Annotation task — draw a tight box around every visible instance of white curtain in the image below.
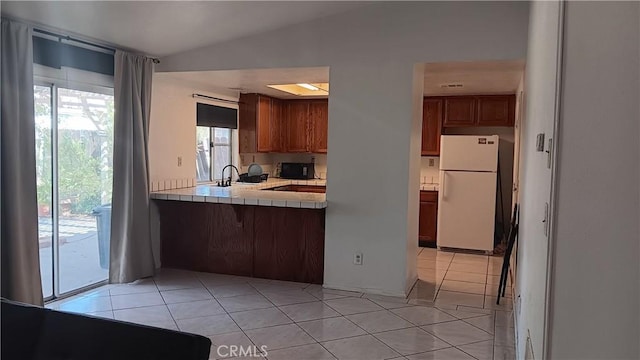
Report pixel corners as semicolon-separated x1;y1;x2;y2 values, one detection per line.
109;50;156;283
0;18;44;305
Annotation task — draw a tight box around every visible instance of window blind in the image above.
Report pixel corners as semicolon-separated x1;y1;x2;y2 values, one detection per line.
196;102;238;129
33;36;114;76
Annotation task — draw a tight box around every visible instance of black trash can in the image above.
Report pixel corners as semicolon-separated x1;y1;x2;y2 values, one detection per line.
92;204;111;269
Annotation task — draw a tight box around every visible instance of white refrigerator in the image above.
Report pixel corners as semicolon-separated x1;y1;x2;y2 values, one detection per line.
437;135;499;252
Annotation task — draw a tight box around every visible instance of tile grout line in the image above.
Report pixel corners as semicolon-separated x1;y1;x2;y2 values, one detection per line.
195;273;265;357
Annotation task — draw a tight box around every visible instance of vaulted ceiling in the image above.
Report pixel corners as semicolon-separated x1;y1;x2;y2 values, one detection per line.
1;1;369;56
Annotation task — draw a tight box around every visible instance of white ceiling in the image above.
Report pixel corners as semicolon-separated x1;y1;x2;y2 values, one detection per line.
161;60;524;99
1;1;368;56
424;60;525;96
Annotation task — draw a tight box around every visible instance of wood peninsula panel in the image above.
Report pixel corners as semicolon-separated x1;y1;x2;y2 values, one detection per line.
253;207;325;284
157;201;210;270
301;209;325;284
158;201;253;275
157;200;324;284
254;207;305;282
208;204;254;276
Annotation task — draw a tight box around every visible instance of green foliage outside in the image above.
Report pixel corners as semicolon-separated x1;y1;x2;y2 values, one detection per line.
35;86;114;215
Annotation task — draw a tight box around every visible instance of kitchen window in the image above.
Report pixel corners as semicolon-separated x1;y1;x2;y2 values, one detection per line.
196;126;233;182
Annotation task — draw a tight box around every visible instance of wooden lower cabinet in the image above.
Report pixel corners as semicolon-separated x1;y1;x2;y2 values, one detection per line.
419;191;438;248
157;200;325;284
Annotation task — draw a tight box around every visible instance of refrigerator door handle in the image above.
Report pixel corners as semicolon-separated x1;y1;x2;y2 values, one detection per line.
441;172;446;199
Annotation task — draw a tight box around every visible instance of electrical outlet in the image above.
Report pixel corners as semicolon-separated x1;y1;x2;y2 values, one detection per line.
353;253;363;265
428;158;435;167
177;156;182;167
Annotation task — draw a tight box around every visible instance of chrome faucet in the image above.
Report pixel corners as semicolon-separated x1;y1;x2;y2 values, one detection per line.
218;164;240;187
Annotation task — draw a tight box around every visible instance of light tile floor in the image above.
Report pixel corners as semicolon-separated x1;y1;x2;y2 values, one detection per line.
46;248;515;359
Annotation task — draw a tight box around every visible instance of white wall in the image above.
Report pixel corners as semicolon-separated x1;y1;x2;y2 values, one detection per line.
159;2;529;296
148;74;239;190
548;2;639;358
420;157;439;184
516;2;562;358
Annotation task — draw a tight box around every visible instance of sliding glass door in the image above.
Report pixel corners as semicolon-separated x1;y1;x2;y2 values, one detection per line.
35;83;114;299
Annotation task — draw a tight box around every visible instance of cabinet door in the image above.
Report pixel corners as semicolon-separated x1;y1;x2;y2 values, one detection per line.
418;191;438;247
256;96;272;152
208;204;255;276
476;95;515;126
309;100;328;153
238;93;258;153
270;98;284;152
443;97;476;127
422;99;442;156
286;101;309;152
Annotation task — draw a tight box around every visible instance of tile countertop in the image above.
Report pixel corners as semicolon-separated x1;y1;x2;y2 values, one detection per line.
420;183;440;191
150;178;327;209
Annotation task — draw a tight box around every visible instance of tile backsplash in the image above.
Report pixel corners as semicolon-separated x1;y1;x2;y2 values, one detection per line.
151;154;431;190
150;178;196;192
420;157;439;184
240;153;328;180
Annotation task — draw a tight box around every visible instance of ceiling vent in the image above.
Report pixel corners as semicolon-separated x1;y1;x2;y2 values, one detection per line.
440;83;464;88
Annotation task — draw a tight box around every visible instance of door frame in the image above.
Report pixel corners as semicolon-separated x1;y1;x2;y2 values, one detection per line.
35;78;113;302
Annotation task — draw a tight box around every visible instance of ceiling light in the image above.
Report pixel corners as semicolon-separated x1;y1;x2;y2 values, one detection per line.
296;83;320;91
267;83;329;97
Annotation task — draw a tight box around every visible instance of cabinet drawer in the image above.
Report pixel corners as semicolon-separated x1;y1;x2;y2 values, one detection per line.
420;191;438;202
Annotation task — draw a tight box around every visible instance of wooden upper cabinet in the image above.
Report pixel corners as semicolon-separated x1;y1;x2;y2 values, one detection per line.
240;94;328;154
239;93;258;153
439;95;516;128
476;95;515;126
422;99;442;156
239;93;284;153
256;96;272;152
285;101;310;152
309;100;328;154
269;99;284;152
443;97;476;127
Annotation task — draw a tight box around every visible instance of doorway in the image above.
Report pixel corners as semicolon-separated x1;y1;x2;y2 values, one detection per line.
35;83;114;300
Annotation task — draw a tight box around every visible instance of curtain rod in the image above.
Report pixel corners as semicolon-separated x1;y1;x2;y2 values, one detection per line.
33;28;160;64
192;93;238;104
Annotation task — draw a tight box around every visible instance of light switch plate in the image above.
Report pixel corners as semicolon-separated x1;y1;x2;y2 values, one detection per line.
353;253;363;265
536;133;545;152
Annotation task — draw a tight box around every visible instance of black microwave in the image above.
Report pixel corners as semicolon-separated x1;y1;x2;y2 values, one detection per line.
280;163;315;180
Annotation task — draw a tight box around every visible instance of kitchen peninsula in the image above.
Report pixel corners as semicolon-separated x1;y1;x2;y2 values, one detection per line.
152;179;326;284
